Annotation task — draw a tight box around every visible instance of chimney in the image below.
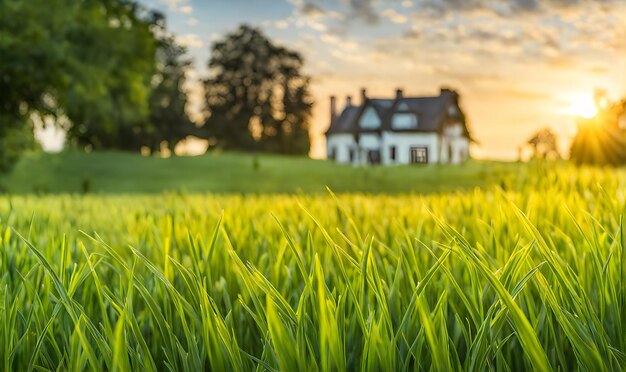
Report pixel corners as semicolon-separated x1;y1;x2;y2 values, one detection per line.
395;88;403;99
360;88;367;104
346;95;353;106
330;95;337;122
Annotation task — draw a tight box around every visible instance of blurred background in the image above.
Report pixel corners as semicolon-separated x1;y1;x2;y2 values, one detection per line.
1;0;625;193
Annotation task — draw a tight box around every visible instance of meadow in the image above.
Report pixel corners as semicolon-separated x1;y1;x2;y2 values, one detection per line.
1;151;514;194
1;160;626;371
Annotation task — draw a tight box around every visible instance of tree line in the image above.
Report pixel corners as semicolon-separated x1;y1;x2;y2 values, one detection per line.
0;0;312;172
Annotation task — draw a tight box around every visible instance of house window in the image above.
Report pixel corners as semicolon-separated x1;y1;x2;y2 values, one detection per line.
410;147;428;164
391;113;418;130
349;148;355;162
389;146;396;161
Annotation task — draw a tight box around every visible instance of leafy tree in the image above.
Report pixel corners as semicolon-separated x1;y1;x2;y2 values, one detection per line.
141;16;197;154
526;128;560;160
570;98;626;166
203;25;312;155
0;0;159;170
0;0;69;171
62;3;158;151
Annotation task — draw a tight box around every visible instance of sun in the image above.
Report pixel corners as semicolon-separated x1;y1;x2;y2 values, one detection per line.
566;94;598;119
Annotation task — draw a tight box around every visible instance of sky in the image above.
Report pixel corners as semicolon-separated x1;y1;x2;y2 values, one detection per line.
39;0;626;160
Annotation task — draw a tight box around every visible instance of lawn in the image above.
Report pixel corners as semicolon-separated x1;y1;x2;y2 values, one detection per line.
0;160;625;370
0;150;516;194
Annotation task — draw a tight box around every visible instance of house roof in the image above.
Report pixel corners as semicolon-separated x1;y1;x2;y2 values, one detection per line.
328;105;361;133
393;96;449;132
369;99;395;119
326;89;469;137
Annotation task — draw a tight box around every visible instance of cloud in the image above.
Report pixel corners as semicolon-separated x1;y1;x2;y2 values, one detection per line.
382;8;408;24
316;0;623;23
186;18;198;26
547;56;577;69
414;0;622;16
275;20;290;29
395;1;626;64
177;34;204;48
359;6;621;90
293;0;624;90
160;0;193;14
588;65;609;75
402;29;421;40
160;0;185;8
320;33;358;50
330;49;367;64
296;1;344;21
292;1;349;34
498;89;554;101
179;5;193;14
300;3;327;18
347;0;379;24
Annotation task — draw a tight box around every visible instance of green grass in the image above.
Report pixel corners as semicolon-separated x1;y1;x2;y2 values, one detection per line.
0;150;515;194
1;162;625;370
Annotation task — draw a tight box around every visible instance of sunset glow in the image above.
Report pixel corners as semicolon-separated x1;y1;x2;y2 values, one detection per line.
566;94;598;119
133;0;626;159
4;1;626;367
32;0;626;159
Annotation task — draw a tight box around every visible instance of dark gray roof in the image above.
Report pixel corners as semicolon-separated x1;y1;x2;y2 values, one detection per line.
326;90;469;136
392;96;449;132
327;105;361;133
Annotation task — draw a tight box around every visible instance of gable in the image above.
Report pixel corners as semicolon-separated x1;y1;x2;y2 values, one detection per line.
359;107;381;129
397;102;411;111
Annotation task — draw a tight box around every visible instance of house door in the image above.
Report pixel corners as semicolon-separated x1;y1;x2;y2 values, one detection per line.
367;150;381;164
409;147;428;164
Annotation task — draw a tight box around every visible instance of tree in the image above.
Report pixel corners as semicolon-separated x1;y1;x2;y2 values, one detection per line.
0;0;70;171
62;3;158;151
526;128;560;160
203;25;312;155
0;0;159;170
570;98;626;166
141;16;196;154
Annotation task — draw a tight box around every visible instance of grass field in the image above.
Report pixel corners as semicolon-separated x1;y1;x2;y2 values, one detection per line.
1;160;626;371
0;151;516;194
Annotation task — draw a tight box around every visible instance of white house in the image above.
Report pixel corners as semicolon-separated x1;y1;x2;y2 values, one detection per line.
326;88;472;165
